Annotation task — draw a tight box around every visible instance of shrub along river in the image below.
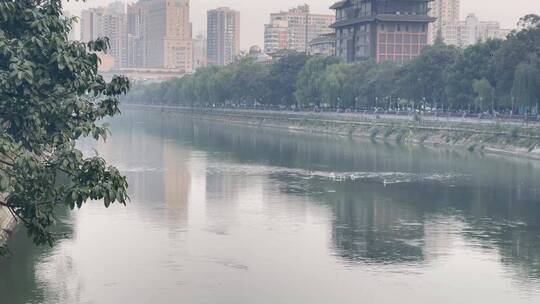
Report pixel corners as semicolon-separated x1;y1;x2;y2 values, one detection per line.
1;109;540;304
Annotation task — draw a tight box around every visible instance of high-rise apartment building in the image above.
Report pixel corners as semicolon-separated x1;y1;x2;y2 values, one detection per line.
443;14;511;48
331;0;434;64
102;12;128;69
80;7;104;43
127;3;144;68
264;19;289;53
128;0;193;72
429;0;460;43
80;2;127;69
207;7;240;66
264;5;335;54
192;34;207;70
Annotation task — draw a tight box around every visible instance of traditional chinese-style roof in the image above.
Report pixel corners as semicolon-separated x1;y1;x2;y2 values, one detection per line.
331;0;434;10
309;33;336;45
330;1;349;10
331;14;435;28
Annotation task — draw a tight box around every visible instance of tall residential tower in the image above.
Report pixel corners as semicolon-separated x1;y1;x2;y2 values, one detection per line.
80;2;127;69
192;34;208;70
429;0;460;43
80;7;104;43
128;0;193;72
207;7;240;66
442;14;511;48
264;5;335;54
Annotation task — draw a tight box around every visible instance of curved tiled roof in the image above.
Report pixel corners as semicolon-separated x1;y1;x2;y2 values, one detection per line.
331;0;434;10
330;1;349;10
310;33;336;45
331;14;435;28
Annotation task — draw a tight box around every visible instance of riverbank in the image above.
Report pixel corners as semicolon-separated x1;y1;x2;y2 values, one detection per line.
0;204;16;251
124;104;540;161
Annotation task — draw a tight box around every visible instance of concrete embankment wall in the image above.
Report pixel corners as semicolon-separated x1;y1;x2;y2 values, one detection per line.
125;104;540;161
0;205;16;248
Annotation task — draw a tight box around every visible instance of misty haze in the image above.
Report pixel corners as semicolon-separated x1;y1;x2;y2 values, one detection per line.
1;1;540;303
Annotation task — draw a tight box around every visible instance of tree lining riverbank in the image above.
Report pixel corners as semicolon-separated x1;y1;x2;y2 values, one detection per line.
123;15;540;116
125;104;540;161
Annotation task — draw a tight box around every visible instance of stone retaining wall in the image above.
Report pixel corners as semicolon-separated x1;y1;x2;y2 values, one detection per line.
124;104;540;161
0;205;16;247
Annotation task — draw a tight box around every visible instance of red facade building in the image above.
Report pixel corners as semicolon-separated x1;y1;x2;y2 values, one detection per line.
331;0;435;64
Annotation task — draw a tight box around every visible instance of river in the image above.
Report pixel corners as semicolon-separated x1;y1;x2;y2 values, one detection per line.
1;109;540;304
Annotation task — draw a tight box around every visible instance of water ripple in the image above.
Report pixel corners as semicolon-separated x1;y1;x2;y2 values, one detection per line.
206;162;470;186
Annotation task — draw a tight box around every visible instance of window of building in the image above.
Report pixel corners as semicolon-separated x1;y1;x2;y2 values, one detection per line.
387;33;395;44
404;45;410;55
387;44;394;55
404;34;411;43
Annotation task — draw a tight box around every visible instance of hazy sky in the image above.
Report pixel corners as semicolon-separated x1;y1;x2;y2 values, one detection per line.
64;0;540;49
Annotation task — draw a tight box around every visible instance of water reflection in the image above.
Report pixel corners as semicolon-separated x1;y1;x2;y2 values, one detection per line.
0;207;75;304
163;142;191;229
142;110;540;282
1;109;540;303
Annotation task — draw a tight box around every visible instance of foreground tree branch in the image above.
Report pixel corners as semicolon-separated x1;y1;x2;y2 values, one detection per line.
0;0;130;255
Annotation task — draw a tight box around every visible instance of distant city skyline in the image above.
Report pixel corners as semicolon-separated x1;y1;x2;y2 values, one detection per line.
64;0;540;49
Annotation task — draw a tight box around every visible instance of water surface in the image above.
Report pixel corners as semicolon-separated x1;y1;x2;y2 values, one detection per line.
1;109;540;304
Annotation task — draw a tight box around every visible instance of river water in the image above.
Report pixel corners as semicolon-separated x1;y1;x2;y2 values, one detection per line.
1;109;540;304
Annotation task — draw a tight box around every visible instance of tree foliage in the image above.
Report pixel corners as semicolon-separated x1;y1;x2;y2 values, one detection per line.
398;44;459;107
294;56;339;107
495;14;540;102
0;0;130;254
445;39;502;109
512;61;540;108
267;52;309;106
472;78;495;111
124;14;540;114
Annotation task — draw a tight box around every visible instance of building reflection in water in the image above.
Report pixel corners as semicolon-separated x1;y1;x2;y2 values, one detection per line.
276;168;540;282
163;140;191;230
3;109;540;303
112;110;540;285
163;114;540;283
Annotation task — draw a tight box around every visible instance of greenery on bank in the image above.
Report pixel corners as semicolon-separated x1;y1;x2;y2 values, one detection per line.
125;14;540;114
0;1;130;255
